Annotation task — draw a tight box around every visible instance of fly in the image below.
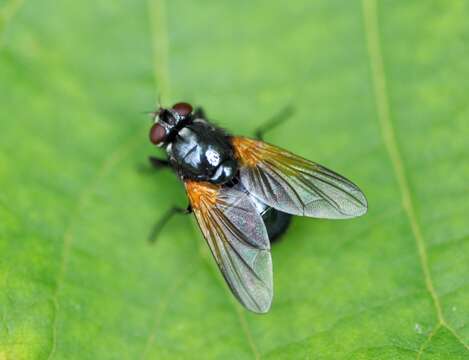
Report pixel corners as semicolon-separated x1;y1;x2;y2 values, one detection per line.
147;102;368;313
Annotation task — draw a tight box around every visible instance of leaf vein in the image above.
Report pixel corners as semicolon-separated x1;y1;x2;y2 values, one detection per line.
145;1;260;357
0;0;24;46
361;0;456;333
46;132;142;359
363;0;469;352
416;324;441;360
148;0;171;101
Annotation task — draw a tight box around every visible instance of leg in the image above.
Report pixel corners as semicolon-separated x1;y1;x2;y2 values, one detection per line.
148;205;192;243
193;106;206;119
255;105;295;140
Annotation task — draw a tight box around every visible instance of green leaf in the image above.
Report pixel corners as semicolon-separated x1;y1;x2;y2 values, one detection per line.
0;0;468;358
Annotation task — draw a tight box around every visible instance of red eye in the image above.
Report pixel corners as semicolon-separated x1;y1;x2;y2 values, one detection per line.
172;102;193;117
149;123;167;145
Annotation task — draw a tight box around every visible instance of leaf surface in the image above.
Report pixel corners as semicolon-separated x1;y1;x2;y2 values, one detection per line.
0;0;468;359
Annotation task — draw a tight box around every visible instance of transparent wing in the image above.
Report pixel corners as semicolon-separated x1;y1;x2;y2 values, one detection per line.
185;180;273;313
232;137;368;219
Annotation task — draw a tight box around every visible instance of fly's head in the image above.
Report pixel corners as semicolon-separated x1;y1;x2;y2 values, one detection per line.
149;102;193;147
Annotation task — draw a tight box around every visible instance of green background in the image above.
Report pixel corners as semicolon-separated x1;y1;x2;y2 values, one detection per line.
0;0;468;359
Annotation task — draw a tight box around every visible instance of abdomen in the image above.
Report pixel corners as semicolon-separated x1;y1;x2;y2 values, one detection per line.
261;207;292;242
247;189;292;243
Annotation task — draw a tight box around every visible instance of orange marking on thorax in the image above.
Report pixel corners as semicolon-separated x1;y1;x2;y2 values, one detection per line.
231;137;264;167
185;181;219;209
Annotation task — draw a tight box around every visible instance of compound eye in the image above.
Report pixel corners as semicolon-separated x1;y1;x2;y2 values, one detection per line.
149;122;167;145
172;102;193;118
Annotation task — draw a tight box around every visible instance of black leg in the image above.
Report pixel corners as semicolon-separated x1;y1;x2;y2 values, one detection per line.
148;205;192;243
149;156;171;169
255;105;295;140
193;106;206;119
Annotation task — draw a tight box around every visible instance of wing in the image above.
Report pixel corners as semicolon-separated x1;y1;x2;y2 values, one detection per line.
185;180;273;313
232;137;368;219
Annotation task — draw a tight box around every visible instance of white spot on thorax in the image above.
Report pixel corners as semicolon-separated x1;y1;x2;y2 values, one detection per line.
206;148;220;166
178;127;192;138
